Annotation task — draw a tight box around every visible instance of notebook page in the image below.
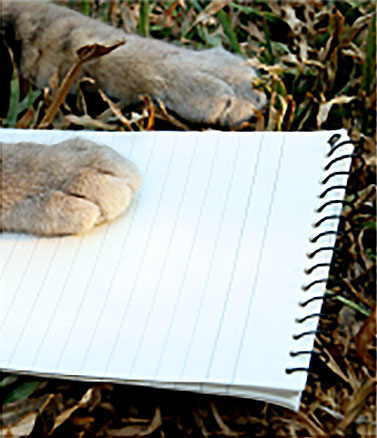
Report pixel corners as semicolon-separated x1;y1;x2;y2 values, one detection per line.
0;129;351;410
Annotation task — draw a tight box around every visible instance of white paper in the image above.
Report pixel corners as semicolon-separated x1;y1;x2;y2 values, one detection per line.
0;128;352;410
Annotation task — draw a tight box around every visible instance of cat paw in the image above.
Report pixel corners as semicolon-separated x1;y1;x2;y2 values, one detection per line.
1;138;142;236
160;46;266;126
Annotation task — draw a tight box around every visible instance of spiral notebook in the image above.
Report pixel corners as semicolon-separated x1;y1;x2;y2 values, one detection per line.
0;128;354;411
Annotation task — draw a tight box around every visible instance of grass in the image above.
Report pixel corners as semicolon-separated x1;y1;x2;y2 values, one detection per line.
1;1;376;437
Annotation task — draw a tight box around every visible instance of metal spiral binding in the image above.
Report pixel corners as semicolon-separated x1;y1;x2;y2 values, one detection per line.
285;133;364;375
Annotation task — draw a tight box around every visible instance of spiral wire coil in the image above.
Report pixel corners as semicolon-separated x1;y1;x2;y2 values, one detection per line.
285;133;364;375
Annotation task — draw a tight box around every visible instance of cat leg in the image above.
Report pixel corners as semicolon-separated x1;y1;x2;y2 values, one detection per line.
2;1;266;127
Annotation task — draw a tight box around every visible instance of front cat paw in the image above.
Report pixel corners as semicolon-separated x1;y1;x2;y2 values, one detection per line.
96;41;266;127
160;46;266;126
1;138;141;236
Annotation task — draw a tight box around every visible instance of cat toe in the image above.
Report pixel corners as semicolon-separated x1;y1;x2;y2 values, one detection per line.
63;169;137;225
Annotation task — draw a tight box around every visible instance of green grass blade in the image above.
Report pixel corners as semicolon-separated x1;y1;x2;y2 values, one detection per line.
230;2;286;26
4;81;41;128
3;380;40;405
216;9;242;55
80;0;91;16
325;290;372;317
262;14;274;65
139;0;150;37
4;74;20;127
191;1;204;13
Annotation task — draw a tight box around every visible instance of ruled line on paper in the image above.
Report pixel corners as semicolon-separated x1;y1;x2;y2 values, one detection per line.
0;238;41;332
34;135;139;370
55;133;140;371
55;222;112;368
26;132;156;374
79;139;144;372
230;134;286;384
0;235;20;281
202;134;265;383
31;237;85;367
64;137;156;371
7;238;63;363
128;138;200;377
171;137;242;380
103;137;178;374
81;134;196;371
144;136;222;379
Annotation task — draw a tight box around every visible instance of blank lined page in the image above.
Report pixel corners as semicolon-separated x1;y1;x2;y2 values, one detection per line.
0;128;351;410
